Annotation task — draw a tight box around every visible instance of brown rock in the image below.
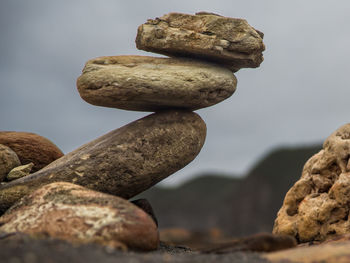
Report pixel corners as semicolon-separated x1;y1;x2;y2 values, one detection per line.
136;12;265;71
0;182;159;251
273;123;350;243
0;144;21;182
131;198;158;226
0;132;64;172
77;55;237;111
0;110;206;214
264;240;350;263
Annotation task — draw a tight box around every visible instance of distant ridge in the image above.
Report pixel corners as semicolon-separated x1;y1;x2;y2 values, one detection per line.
136;144;321;236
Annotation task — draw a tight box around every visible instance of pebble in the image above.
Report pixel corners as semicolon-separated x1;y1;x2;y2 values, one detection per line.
0;144;21;182
0;132;64;172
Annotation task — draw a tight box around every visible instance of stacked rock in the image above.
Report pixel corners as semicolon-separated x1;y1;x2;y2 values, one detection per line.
0;12;264;251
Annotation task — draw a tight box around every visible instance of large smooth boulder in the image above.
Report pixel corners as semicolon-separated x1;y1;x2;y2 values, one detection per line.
0;182;159;251
0;131;64;172
273;123;350;242
0;110;206;213
77;55;237;111
136;12;265;72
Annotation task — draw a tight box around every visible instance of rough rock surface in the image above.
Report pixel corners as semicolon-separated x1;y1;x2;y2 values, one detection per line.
0;131;64;172
273;123;350;242
0;110;206;213
77;55;237;111
0;182;159;251
6;162;34;181
136;12;265;71
0;144;21;182
264;240;350;263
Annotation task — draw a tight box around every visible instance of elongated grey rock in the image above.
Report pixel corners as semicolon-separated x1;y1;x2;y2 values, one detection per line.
0;110;206;214
77;55;237;111
136;12;265;72
0;182;159;251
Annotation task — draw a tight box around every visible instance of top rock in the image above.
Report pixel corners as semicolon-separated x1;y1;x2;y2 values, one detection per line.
136;12;265;72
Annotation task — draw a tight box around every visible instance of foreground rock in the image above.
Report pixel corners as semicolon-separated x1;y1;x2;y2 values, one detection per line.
0;144;21;182
136;12;265;71
0;182;159;251
77;56;237;111
273;123;350;242
0;131;64;172
0;234;272;263
0;110;206;213
264;240;350;263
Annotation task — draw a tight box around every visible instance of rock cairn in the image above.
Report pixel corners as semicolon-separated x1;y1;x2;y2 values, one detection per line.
273;123;350;243
0;12;264;250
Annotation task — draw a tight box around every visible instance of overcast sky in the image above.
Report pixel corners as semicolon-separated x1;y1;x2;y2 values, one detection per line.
1;1;349;185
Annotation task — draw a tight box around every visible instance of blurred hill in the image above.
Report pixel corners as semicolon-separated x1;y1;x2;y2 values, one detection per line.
135;144;321;237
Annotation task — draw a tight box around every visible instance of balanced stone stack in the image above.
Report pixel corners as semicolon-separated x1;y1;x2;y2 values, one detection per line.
0;12;264;251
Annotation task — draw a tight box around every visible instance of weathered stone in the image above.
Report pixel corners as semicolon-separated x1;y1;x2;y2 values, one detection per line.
6;163;34;181
273;123;350;243
131;198;158;226
77;55;237;111
136;12;265;72
0;182;159;251
0;132;64;172
0;144;21;182
264;240;350;263
0;110;206;214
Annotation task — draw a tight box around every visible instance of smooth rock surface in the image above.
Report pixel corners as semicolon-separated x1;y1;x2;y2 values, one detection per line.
0;182;159;251
0;110;206;213
77;55;237;111
0;131;64;172
131;198;158;226
136;12;265;72
0;144;21;182
6;162;34;181
273;123;350;242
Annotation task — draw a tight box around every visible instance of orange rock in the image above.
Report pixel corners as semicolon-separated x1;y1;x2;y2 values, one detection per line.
0;182;159;251
273;123;350;242
0;131;63;172
264;240;350;263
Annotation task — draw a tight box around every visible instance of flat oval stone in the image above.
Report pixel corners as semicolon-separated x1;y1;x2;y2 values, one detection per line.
0;182;159;251
0;110;206;213
77;55;236;111
136;12;265;72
